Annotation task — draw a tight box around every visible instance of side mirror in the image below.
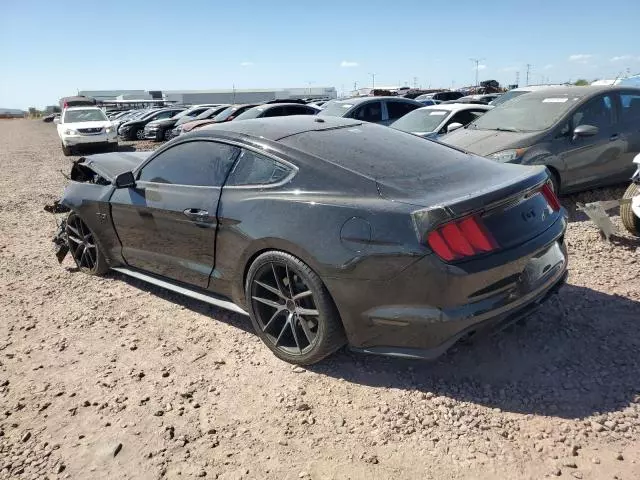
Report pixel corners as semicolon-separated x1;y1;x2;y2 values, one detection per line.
446;122;464;133
53;117;60;124
572;124;598;141
114;171;136;189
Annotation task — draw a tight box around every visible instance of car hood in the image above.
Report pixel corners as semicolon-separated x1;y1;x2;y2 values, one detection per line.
182;119;215;131
60;120;111;129
440;128;537;156
73;151;151;182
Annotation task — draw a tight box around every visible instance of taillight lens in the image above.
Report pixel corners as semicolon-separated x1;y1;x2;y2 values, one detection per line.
427;215;498;262
540;182;561;212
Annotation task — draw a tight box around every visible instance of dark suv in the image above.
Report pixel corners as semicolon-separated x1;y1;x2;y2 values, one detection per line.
118;107;185;140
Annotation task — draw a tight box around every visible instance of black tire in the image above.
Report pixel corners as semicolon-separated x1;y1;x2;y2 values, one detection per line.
245;251;346;365
135;128;144;140
620;182;640;237
65;212;109;276
62;144;72;156
163;129;172;141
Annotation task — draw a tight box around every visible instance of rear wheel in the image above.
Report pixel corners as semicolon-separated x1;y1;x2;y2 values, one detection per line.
163;129;172;141
62;143;72;156
65;212;109;275
245;251;346;365
135;128;144;140
620;183;640;237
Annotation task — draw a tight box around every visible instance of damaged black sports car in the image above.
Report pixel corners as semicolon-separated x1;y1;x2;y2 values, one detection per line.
48;116;568;365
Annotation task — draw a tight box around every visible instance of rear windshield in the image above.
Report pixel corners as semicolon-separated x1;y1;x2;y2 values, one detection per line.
317;100;354;117
280;122;467;180
63;109;107;123
470;94;582;132
391;109;450;133
213;107;241;122
489;90;529;106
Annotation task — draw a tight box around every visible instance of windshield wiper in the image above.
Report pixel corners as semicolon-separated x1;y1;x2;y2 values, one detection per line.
493;127;520;132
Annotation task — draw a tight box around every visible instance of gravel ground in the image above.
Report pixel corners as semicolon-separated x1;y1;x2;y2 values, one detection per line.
1;119;639;480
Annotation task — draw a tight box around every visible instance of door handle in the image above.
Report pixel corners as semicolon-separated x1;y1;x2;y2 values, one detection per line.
183;208;209;219
609;134;619;141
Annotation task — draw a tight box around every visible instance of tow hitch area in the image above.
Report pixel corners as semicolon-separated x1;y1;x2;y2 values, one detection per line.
576;198;632;241
45;201;70;263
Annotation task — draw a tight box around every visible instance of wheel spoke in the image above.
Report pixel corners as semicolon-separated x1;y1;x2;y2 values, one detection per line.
85;247;96;268
297;316;314;345
263;309;283;333
67;234;83;245
284;265;295;297
293;290;312;301
274;318;290;347
271;264;288;298
67;224;81;237
296;307;319;316
254;280;286;299
79;245;88;266
252;295;283;310
290;318;302;353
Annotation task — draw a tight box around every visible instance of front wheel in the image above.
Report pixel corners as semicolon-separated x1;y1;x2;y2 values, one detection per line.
135;128;144;140
65;212;109;275
163;129;172;141
62;143;72;156
245;251;346;365
620;183;640;237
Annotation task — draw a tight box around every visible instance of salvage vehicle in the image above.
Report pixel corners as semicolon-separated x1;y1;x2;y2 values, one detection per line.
416;91;464;102
119;107;185;140
48;116;567;365
576;153;640;239
390;104;490;138
318;97;422;125
440;86;640;194
170;105;231;138
143;105;219;142
489;84;570;107
232;103;319;121
55;107;117;156
172;104;260;135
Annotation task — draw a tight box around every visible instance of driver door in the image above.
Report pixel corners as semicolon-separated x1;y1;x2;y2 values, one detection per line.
109;140;239;288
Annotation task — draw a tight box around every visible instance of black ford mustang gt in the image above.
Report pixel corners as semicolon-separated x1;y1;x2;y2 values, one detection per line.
49;116;568;365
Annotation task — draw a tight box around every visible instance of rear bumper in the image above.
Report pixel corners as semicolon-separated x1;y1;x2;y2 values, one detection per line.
324;215;568;357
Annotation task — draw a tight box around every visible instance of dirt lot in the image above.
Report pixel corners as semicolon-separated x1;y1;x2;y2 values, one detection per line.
1;119;639;480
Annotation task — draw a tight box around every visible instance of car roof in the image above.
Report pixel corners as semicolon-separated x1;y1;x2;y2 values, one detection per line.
193;115;360;141
416;103;491;113
516;85;640;99
327;96;418;105
64;106;103;111
510;84;569;92
255;103;315;110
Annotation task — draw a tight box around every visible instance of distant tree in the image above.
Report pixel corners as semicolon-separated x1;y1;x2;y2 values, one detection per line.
574;79;589;86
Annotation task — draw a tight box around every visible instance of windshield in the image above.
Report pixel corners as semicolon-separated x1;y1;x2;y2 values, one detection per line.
63;109;107;123
489;90;528;107
317;100;354;117
391;109;450;133
470;94;581;132
415;94;434;101
233;107;265;121
212;107;239;122
196;106;227;120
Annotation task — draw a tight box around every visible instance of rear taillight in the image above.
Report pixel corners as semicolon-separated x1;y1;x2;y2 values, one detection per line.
540;182;561;212
427;215;498;262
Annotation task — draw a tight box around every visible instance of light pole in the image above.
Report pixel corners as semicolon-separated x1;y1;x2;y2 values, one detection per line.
369;73;376;91
470;58;484;88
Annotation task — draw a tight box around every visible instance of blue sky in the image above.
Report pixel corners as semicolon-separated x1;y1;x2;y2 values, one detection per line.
1;0;639;109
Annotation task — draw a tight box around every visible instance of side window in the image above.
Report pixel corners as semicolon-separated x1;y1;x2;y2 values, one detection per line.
226;150;292;186
263;106;287;118
351;101;383;122
138;141;239;186
152;111;175;121
572;95;615;129
620;92;640;123
386;101;419;120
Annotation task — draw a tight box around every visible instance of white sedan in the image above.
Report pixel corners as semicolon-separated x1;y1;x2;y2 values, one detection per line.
55;107;118;156
390;103;491;139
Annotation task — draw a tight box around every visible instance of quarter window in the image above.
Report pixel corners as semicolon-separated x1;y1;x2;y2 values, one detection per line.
351;101;383;122
226;150;292;186
138;141;239;186
386;101;420;120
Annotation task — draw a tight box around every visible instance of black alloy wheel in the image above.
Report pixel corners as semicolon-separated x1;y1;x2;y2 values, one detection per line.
65;213;108;275
246;251;346;364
